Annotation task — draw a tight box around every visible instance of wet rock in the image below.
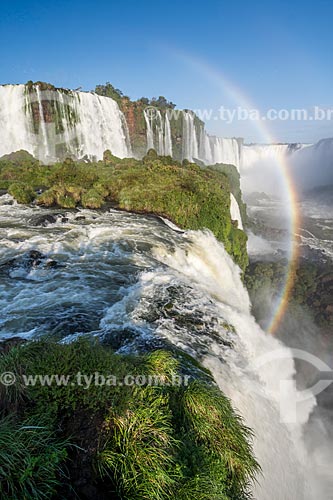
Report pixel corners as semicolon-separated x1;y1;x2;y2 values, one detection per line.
45;312;98;337
0;337;26;354
29;214;60;226
75;216;86;221
0;250;60;275
102;328;139;350
61;217;69;223
45;260;59;269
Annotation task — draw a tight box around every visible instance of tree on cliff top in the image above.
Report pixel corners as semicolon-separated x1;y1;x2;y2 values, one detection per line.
94;82;127;103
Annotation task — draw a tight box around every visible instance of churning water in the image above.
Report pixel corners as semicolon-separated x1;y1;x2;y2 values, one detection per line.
0;195;324;499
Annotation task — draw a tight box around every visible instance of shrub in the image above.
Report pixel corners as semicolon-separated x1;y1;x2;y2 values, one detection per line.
65;184;82;201
56;193;77;209
36;187;57;206
8;183;35;204
81;188;105;208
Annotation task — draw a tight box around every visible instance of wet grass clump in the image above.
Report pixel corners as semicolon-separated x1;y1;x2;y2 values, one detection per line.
0;339;260;499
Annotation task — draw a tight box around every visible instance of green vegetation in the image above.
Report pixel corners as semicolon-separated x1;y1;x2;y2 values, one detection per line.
0;149;248;270
209;163;247;224
0;339;259;499
95;82;176;110
8;182;36;204
0;415;68;500
245;259;333;328
94;82;128;104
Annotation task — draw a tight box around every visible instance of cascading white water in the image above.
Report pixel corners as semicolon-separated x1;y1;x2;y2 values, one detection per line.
164;112;172;156
0;84;34;157
156;110;165;156
72;91;130;160
144;108;155;151
240;140;333;194
209;135;241;168
187;119;240;167
242;143;294;169
230;193;243;229
150;230;317;500
35;86;51;162
0;196;326;499
0;83;246;169
291;138;333;190
240;143;312;194
0;84;131;162
182;110;199;161
144;108;172;156
3;83;329;186
199;127;213;164
57;92;74;153
144;105;241;166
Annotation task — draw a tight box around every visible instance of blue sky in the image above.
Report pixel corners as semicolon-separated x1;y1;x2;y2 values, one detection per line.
1;0;332;142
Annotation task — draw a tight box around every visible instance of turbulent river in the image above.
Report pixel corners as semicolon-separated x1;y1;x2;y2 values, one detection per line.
0;194;326;499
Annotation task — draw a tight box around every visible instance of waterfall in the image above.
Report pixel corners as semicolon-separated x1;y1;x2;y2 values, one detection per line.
0;83;248;169
5;83;327;184
242;143;293;169
164;112;172;156
35;86;51;162
0;84;131;162
0;84;34;157
143;107;239;166
182;110;199;161
240;143;312;194
121;112;133;157
196;126;241;168
0;197;326;498
291;138;333;190
156;110;164;156
209;136;241;168
199;127;213;164
144;108;172;156
230;193;243;229
72;91;130;160
198;131;241;168
144;108;154;151
151;229;317;499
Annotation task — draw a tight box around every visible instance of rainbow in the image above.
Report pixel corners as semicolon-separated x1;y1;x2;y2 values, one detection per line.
168;50;301;334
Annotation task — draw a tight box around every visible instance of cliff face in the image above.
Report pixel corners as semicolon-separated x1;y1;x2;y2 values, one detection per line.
0;82;242;170
0;82;248;267
120;98;147;158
